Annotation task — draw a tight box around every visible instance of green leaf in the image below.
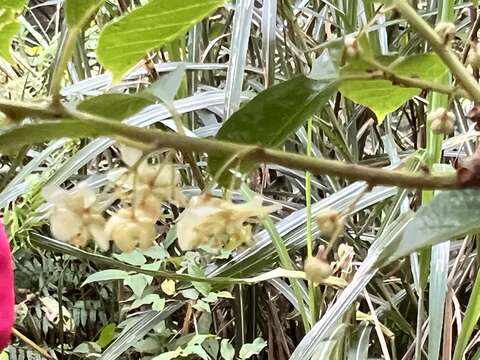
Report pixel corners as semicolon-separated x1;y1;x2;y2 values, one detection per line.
383;189;480;265
31;233;244;285
0;0;25;63
220;339;235;360
239;338;267;359
152;347;182;360
181;288;199;300
146;64;186;103
81;269;129;286
186;254;212;296
208;73;338;186
124;273;149;298
96;323;117;348
97;0;224;80
73;342;102;354
142;244;167;260
0;9;20;63
65;0;105;30
339;53;448;123
113;250;147;266
0;120;118;154
131;294;165;312
77;93;156;120
183;344;209;360
453;270;480;360
0;0;26;11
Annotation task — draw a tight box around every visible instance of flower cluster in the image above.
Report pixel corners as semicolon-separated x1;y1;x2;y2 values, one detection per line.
45;146;185;253
45;146;280;254
177;195;281;251
44;182;109;251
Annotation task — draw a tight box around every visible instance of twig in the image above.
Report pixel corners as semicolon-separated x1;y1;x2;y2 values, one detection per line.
344;53;469;99
12;328;53;359
341;72;464;98
0;99;467;190
388;0;480;103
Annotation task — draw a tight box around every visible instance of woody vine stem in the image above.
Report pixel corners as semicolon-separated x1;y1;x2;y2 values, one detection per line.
1;0;479;191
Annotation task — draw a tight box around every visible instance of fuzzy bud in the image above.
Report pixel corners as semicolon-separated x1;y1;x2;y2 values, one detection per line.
467;42;480;68
344;36;360;58
434;22;456;44
337;243;355;272
316;209;342;237
304;256;332;283
428;108;455;135
106;208;156;252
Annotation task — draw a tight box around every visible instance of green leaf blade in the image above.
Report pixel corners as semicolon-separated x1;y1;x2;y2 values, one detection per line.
0;0;26;63
339;53;448;124
239;338;267;359
82;269;129;286
65;0;106;30
387;189;480;263
77;93;156;120
208;75;338;185
97;0;224;80
0;0;26;11
0;17;19;63
453;270;480;360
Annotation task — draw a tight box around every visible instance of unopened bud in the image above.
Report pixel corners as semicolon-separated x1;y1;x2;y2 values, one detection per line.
338;243;354;259
467;42;480;68
316;209;342;237
344;36;360;58
304;256;332;283
435;22;456;44
428;108;455;135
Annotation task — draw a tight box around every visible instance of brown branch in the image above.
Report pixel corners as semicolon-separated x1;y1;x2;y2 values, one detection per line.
0;97;466;191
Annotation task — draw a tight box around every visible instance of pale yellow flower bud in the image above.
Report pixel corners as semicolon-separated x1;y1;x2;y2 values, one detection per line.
118;144;143;167
136;162;186;206
467;42;480;68
106;208;156;252
428;108;455;135
133;189;162;222
44;182;109;251
316;209;342;237
344;36;360;58
434;22;456;44
337;243;354;259
304;256;332;283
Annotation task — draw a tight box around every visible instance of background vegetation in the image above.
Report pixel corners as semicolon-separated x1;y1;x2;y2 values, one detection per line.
1;0;480;359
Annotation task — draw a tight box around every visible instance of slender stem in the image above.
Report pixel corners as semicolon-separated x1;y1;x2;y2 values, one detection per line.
12;328;53;359
50;29;79;105
305;117;317;323
341;72;464;98
166;102;206;190
389;0;480;103
351;53;468;98
64;110;465;190
408;0;455;358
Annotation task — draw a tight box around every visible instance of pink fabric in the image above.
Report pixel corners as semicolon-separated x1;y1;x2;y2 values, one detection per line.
0;223;14;351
